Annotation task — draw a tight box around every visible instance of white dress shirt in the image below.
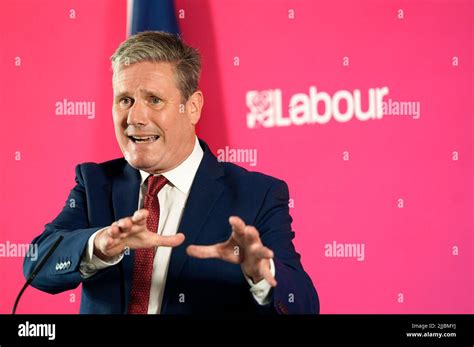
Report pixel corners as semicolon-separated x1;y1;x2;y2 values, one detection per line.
80;136;274;313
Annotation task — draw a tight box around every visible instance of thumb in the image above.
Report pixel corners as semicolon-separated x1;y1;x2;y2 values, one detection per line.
186;244;221;259
152;233;185;247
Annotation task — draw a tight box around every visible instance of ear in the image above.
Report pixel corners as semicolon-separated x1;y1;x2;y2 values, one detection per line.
186;90;204;125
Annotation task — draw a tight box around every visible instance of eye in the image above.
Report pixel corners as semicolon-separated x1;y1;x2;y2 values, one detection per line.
150;96;162;105
119;97;133;108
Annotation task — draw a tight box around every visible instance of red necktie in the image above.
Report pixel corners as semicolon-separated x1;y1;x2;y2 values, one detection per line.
128;175;168;314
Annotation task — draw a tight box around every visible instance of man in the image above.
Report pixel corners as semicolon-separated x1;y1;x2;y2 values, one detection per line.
23;31;319;314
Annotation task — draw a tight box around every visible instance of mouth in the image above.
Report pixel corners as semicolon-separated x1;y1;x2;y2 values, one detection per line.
128;135;160;144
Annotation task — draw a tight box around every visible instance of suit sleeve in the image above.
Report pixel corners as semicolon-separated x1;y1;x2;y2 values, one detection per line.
254;179;320;314
23;164;105;294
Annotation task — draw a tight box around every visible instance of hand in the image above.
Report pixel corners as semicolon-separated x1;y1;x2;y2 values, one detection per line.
94;209;185;261
186;216;277;287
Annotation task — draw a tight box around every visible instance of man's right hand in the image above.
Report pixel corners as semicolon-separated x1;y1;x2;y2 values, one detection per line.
93;209;185;261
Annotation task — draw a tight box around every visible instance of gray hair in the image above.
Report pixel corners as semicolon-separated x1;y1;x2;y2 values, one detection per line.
111;31;201;101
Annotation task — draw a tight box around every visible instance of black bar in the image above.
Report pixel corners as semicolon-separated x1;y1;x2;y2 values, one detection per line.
0;314;472;345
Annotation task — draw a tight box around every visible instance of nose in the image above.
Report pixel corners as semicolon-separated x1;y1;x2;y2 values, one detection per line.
127;99;149;127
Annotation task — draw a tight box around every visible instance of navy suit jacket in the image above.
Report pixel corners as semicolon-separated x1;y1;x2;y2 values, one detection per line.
23;139;319;314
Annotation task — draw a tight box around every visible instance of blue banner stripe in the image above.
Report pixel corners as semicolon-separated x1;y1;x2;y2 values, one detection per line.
131;0;179;35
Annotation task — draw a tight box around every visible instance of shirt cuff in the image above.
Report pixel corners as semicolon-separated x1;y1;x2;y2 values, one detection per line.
79;228;124;279
244;258;275;306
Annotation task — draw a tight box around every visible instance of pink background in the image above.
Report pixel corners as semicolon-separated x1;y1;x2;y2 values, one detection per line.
0;0;472;313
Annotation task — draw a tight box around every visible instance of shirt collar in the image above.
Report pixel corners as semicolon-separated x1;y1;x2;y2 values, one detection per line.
139;136;204;195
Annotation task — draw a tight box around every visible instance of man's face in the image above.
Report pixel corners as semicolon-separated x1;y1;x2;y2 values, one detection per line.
112;61;202;174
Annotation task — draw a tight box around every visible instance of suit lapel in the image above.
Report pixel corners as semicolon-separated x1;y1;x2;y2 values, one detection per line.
111;161;141;313
161;140;225;312
112;162;141;220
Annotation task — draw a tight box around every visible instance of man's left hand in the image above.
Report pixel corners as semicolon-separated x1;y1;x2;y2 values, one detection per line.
186;216;277;287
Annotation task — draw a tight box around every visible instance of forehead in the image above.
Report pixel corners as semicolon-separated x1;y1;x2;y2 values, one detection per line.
113;61;178;93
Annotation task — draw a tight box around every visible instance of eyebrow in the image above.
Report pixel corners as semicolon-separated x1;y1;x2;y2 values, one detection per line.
114;89;163;101
114;92;129;101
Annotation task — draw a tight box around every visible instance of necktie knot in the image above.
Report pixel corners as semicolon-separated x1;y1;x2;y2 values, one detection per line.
146;175;168;197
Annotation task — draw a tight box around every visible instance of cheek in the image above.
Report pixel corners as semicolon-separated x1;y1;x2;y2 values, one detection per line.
164;112;190;134
152;113;173;135
112;115;127;142
112;110;126;128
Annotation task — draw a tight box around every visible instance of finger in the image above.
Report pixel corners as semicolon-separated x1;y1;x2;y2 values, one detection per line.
107;224;121;239
186;244;221;259
152;233;185;248
243;225;261;244
131;209;148;225
254;245;274;260
120;223;147;239
259;259;277;287
117;217;133;232
105;230;122;249
262;267;277;287
229;216;246;235
116;213;147;238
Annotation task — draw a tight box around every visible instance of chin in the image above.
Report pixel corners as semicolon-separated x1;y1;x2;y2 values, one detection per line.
127;157;151;170
128;154;164;172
